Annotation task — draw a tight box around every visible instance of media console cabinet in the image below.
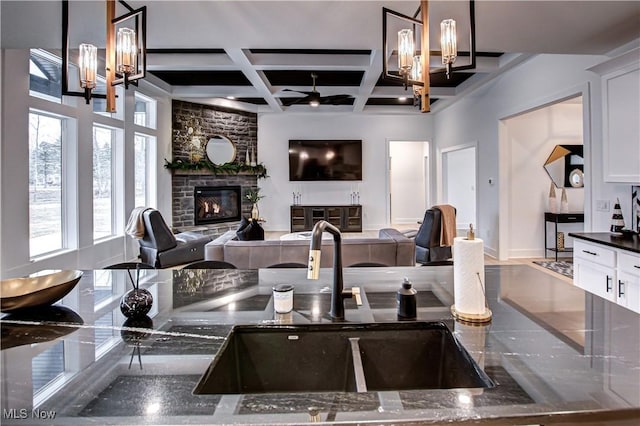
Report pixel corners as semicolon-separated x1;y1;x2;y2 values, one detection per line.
290;204;362;232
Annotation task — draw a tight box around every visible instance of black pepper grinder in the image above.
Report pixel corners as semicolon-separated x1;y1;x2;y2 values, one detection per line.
397;277;417;320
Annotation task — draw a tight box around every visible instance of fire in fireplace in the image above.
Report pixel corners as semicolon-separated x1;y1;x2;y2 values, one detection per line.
194;186;242;225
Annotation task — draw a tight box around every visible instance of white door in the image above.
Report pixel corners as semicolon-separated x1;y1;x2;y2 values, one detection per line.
442;145;477;232
388;141;429;226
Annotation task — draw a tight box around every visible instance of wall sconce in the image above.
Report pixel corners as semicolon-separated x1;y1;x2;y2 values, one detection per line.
382;0;476;112
61;0;146;110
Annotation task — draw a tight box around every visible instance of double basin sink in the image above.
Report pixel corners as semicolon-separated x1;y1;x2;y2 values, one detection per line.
194;321;494;394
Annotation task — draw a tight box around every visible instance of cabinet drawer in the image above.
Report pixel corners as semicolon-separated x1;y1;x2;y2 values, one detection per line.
574;240;616;267
619;251;640;277
574;258;616;302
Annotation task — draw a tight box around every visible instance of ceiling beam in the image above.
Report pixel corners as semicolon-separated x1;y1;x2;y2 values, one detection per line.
225;48;283;112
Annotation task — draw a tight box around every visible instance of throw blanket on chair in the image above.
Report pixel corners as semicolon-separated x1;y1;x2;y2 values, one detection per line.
125;207;151;239
434;204;456;247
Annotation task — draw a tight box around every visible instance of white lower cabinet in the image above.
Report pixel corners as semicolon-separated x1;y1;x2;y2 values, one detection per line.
575;258;616;302
574;239;640;314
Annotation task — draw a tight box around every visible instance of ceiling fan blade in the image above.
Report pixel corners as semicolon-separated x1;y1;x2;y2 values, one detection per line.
281;95;311;106
282;88;315;96
319;94;354;105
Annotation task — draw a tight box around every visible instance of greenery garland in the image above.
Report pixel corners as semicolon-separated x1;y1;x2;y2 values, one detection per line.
164;159;268;178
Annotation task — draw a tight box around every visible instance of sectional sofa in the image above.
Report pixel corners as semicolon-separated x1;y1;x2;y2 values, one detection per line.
204;228;416;269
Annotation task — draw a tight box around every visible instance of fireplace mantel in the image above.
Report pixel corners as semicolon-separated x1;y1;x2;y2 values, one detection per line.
170;169;263;177
164;159;268;178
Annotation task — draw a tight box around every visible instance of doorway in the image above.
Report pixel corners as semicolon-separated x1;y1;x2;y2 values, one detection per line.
440;144;477;234
499;95;585;260
387;141;429;226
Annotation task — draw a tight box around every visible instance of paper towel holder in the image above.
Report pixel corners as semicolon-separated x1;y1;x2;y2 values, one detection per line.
451;272;492;324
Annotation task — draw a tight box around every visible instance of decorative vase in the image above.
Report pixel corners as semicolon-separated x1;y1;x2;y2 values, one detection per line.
250;146;257;167
610;197;625;233
121;315;153;343
120;288;153;318
548;182;557;213
556;232;565;250
560;188;569;213
251;203;259;220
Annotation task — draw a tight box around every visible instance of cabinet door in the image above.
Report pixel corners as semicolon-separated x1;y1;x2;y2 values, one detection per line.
290;207;306;232
617;251;640;313
326;207;342;228
343;206;362;232
602;65;640;183
617;271;640;314
575;258;616;302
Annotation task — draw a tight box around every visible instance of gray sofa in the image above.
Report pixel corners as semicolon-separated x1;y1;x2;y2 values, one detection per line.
204;229;415;269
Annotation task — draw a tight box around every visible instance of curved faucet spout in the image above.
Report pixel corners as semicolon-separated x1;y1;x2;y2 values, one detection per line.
306;220;349;320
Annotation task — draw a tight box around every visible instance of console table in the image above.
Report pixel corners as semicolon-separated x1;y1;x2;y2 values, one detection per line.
544;212;584;261
290;205;362;232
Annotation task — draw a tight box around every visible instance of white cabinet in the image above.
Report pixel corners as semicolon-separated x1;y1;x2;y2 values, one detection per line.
574;240;616;302
589;49;640;183
617;251;640;313
574;239;640;313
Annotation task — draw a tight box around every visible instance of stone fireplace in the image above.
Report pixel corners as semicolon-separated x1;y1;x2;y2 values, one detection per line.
170;100;259;236
194;186;242;225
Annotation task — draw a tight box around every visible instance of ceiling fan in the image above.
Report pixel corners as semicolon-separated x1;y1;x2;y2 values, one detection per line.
281;73;353;107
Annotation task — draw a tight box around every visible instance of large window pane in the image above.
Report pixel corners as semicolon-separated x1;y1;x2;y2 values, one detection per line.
32;341;65;395
134;133;156;207
93;126;115;240
29;112;63;257
93;79;125;120
29;49;62;103
134;92;156;128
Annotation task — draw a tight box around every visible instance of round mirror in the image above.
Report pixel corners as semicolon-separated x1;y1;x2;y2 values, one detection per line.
206;136;236;165
569;168;584;188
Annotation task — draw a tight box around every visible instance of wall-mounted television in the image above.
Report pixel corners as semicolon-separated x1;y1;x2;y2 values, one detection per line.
289;140;362;181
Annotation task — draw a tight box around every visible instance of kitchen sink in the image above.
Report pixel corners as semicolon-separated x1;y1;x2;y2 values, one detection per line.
193;321;494;394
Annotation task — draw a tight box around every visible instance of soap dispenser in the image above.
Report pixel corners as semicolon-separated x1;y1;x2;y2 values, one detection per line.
397;277;417;320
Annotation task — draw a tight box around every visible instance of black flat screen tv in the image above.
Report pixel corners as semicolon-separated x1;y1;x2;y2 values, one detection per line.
288;140;362;181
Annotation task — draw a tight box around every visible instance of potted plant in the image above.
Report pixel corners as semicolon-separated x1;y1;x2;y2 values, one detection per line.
246;187;265;220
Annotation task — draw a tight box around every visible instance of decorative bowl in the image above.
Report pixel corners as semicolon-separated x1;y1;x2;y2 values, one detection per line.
0;270;83;313
1;305;83;350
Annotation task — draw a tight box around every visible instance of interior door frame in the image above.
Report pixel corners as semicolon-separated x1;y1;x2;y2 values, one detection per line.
385;139;430;226
437;141;478;233
497;83;591;260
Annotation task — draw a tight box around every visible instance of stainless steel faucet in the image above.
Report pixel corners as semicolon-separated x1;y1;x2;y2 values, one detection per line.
307;220;353;320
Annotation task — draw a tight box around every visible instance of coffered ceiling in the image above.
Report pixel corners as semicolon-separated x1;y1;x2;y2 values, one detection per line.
2;1;639;114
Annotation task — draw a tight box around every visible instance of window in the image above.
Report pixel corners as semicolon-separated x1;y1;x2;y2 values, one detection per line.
94;310;118;359
32;341;65;396
134;133;156;208
92;77;125;120
93;125;116;240
29;112;64;257
134;92;157;128
29;49;62;103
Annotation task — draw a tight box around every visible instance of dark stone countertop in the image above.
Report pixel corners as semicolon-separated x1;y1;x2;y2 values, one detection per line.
1;265;639;425
569;232;640;254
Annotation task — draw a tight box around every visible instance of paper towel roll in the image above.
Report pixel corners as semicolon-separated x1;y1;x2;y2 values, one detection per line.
453;237;486;316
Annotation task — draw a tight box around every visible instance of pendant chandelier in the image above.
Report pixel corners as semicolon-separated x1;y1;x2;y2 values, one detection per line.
382;0;476;112
62;0;147;111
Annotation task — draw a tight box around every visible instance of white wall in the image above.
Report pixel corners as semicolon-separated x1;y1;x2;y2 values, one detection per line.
257;113;433;231
433;53;634;258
